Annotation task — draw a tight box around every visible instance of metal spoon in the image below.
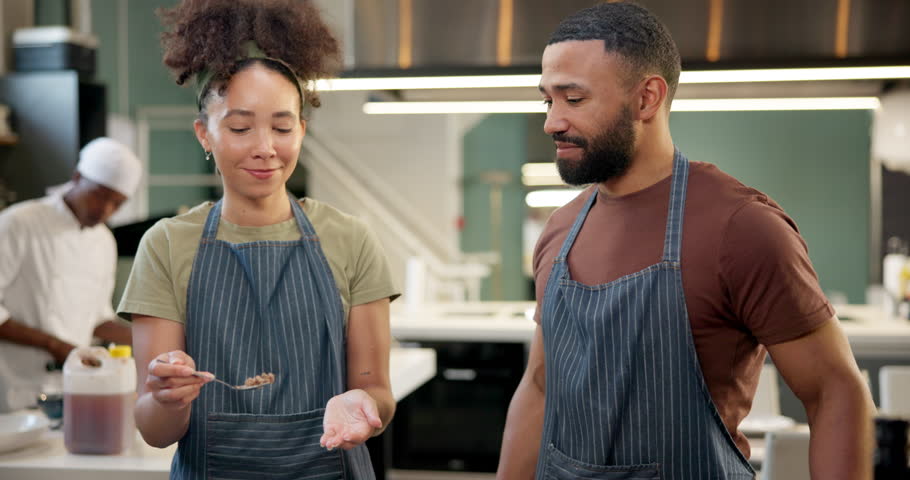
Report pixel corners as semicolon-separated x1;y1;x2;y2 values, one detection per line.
154;359;271;391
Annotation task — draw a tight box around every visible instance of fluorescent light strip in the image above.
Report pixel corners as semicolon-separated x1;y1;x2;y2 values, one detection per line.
521;163;558;177
673;97;881;111
314;75;541;91
522;163;564;187
363;101;546;114
523;176;565;187
526;189;583;208
680;66;910;83
363;97;880;114
316;66;910;91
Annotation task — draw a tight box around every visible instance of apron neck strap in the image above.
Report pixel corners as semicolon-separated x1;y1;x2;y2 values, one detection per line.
201;192;317;241
554;148;690;265
202;200;223;240
288;193;318;238
555;188;598;264
661;149;689;263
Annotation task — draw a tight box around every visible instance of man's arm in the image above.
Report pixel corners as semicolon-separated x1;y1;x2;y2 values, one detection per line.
0;317;75;364
767;317;875;480
0;316;131;366
497;325;546;480
94;232;130;346
94;320;132;346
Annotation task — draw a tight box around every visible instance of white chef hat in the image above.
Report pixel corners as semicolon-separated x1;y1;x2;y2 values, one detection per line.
76;137;142;197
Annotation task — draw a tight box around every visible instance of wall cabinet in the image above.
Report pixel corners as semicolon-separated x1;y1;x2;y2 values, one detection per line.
0;70;105;203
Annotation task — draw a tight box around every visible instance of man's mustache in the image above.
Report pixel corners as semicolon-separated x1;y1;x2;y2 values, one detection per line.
552;134;587;148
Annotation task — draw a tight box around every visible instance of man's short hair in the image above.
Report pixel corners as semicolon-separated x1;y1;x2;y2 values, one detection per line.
548;2;681;104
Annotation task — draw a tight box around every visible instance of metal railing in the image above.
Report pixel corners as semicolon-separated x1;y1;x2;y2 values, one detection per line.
301;128;492;303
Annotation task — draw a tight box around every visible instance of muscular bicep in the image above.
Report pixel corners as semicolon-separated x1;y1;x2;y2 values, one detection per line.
766;317;863;408
345;298;391;392
132;315;186;394
721;201;833;345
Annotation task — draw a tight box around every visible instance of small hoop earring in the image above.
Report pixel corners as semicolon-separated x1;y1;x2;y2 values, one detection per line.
205;151;212;161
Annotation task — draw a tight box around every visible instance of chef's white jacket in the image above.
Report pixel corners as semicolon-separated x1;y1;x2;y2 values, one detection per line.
0;193;117;412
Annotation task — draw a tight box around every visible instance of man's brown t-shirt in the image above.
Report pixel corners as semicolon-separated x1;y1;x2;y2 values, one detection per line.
533;161;834;458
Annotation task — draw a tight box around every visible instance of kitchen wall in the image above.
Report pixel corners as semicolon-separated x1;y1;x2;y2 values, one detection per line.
1;1;34;75
76;1;873;304
461;114;528;301
87;0;468;293
90;0;202;219
670;110;871;304
305;90;466;276
34;0;65;26
92;0;195;114
481;110;873;304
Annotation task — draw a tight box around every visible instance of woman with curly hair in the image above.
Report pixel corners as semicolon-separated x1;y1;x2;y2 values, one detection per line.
117;1;398;478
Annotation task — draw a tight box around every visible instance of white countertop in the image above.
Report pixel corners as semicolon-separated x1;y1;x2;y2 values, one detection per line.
391;302;910;358
0;430;175;480
834;304;910;358
0;347;436;480
388;347;437;400
391;302;538;343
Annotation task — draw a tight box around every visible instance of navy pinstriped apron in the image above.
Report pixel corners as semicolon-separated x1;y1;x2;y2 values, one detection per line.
536;151;755;479
171;194;375;480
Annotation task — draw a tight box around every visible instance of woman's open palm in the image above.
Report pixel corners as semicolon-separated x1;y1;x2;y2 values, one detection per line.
320;389;382;451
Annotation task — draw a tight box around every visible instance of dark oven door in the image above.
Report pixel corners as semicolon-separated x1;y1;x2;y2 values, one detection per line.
391;341;526;472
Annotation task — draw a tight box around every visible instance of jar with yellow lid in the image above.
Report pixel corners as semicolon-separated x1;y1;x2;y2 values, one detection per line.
62;344;136;454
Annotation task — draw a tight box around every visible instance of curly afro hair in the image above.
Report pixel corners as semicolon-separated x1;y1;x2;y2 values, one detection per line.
158;0;341;109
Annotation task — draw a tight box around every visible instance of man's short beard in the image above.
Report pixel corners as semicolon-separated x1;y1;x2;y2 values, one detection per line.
554;105;635;186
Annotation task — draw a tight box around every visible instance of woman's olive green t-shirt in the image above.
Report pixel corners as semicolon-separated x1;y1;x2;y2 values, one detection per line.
117;198;399;325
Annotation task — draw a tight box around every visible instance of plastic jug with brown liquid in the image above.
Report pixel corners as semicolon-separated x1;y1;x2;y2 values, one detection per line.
63;345;136;455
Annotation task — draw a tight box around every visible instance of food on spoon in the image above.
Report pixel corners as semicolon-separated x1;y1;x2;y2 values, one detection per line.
243;372;275;387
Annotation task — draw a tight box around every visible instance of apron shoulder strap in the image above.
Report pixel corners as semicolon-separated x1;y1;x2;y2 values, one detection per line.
661;149;689;263
555;189;598;263
201;201;222;241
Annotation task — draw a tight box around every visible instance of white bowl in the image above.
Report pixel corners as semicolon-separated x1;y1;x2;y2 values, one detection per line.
0;412;50;453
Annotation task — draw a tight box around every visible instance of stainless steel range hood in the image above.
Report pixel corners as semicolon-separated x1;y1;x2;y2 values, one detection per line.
352;0;910;72
345;0;910;102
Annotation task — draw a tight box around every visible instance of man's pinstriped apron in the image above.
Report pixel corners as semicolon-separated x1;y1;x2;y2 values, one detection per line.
537;151;755;479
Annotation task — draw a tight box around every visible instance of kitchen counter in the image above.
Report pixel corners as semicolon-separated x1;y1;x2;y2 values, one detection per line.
834;304;910;358
388;347;437;400
391;301;537;343
391;302;910;359
0;431;174;480
0;347;436;480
